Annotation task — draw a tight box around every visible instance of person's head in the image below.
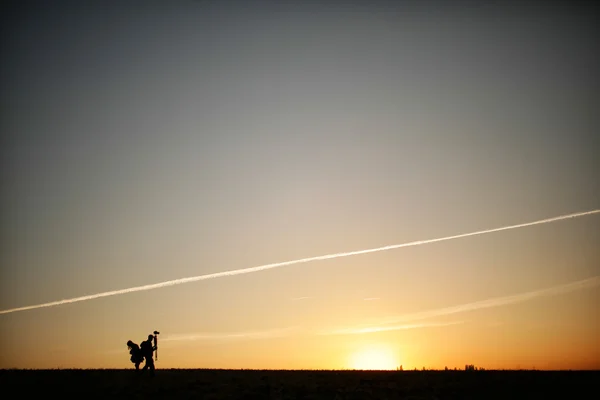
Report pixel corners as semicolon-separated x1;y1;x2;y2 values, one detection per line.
127;340;134;348
148;334;154;341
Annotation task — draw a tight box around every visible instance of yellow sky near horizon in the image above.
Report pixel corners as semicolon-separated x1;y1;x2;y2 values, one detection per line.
2;254;599;370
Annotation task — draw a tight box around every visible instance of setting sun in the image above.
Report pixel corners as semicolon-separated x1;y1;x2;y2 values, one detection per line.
349;345;399;371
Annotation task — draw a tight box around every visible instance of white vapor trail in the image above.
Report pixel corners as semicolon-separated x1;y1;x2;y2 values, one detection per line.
1;208;598;315
321;275;600;335
161;326;301;342
323;321;466;335
377;275;600;326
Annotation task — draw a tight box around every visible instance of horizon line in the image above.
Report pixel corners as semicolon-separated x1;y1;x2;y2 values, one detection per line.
1;367;599;372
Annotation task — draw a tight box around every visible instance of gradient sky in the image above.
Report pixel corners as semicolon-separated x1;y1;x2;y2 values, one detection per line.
1;0;598;370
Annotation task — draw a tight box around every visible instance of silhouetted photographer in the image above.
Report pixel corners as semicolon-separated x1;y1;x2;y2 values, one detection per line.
140;333;158;376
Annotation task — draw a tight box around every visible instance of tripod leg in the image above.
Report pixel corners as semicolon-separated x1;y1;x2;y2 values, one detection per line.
154;335;158;361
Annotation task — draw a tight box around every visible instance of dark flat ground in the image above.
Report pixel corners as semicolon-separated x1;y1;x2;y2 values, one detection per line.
1;369;598;399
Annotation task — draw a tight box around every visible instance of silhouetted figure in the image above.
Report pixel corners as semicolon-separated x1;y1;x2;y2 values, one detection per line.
140;334;157;376
127;340;143;371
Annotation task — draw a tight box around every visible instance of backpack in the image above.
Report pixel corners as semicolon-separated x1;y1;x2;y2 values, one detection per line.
129;344;143;363
140;340;153;358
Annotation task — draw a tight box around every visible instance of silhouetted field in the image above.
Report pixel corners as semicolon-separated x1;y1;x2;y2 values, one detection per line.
1;369;598;399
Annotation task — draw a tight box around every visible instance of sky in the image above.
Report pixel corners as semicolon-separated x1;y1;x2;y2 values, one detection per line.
0;0;598;370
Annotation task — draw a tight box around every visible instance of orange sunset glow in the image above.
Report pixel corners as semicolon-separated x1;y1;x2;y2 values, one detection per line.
1;0;599;373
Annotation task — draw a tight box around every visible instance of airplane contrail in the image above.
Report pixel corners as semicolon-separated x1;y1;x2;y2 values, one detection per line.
321;275;600;335
1;208;598;315
161;326;301;342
